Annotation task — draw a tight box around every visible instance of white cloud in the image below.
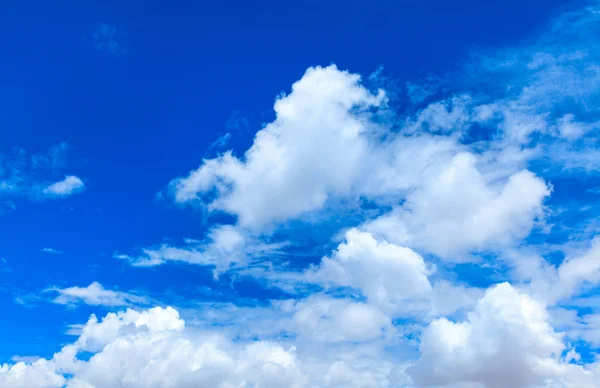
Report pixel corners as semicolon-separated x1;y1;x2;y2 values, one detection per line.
279;295;393;343
365;152;550;258
404;95;472;134
0;306;403;388
116;224;286;276
169;65;386;229
408;282;598;387
42;175;85;198
306;229;433;316
48;282;149;307
0;359;66;388
503;238;600;306
555;237;600;301
40;248;62;255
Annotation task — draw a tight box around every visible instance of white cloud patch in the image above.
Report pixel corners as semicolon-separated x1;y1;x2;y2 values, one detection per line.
116;224;286;276
408;283;598;387
306;229;433;316
169;65;386;229
42;176;85;198
163;61;552;262
48;282;149;307
365;152;551;258
0;306;404;388
279;295;393;343
0;143;85;201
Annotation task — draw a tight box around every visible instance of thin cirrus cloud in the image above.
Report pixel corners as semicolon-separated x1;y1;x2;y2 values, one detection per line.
91;23;128;57
40;248;63;255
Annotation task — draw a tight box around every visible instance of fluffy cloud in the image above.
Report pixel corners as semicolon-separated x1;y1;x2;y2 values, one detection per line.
366;152;550;258
306;229;433;315
169;65;386;229
0;306;401;388
164;61;551;261
408;283;597;387
42;175;85;198
48;282;149;307
279;295;393;343
10;3;600;388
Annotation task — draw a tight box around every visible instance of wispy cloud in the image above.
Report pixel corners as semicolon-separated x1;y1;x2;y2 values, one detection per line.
115;225;287;277
0;143;86;202
47;282;149;308
40;248;63;255
92;23;128;57
209;133;231;150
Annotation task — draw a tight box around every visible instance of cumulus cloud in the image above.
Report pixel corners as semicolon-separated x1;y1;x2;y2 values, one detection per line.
365;152;551;258
163;61;552;262
10;3;600;387
408;283;597;387
306;229;432;314
0;306;402;388
279;295;393;343
295;229;480;320
169;65;386;229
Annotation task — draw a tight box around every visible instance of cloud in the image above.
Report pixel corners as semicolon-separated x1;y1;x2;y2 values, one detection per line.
40;248;62;255
305;229;433;316
42;176;85;198
279;295;393;343
365;153;551;258
92;23;128;57
209;133;231;150
116;224;287;276
168;65;386;230
48;282;149;307
0;306;403;387
408;283;597;387
164;62;551;260
0;143;85;202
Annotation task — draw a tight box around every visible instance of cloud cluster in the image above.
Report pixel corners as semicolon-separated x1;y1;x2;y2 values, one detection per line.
7;3;600;388
0;306;401;387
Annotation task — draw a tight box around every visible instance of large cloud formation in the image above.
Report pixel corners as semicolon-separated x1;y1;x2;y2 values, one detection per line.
6;3;600;388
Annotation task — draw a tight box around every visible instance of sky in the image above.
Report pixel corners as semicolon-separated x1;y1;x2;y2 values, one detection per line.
2;0;600;386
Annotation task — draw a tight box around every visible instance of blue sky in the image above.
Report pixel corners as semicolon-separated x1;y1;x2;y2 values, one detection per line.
3;0;600;387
